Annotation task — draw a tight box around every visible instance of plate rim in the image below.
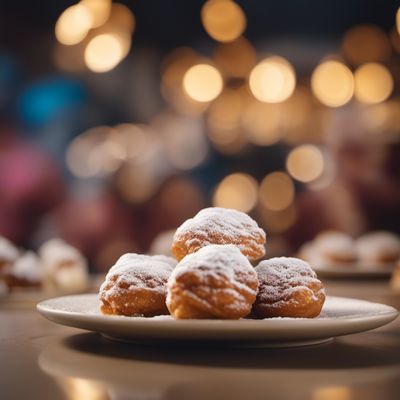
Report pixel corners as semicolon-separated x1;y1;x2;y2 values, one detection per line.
37;293;399;325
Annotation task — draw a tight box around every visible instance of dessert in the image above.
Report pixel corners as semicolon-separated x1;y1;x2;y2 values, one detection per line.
171;207;266;262
253;257;325;318
99;253;175;316
39;239;88;292
312;231;356;265
167;244;259;319
356;231;400;265
4;251;42;289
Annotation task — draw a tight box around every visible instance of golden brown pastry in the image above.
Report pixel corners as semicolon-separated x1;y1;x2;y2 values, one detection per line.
167;244;259;319
99;253;175;316
253;257;325;318
171;207;266;262
312;231;356;265
356;231;400;265
4;251;42;289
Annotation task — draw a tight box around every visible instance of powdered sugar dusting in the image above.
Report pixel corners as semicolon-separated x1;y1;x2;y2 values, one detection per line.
256;257;325;308
10;251;42;281
174;207;266;254
356;231;400;261
168;244;258;304
101;253;174;298
313;231;355;259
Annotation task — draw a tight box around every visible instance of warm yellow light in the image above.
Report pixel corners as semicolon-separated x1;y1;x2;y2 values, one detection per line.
66;126;123;178
84;34;124;72
342;24;391;66
214;36;256;78
183;64;223;102
260;204;298;234
311;61;354;107
201;0;246;43
80;0;111;28
161;48;208;115
213;173;258;212
286;144;324;183
107;3;135;33
397;8;400;35
259;172;295;211
354;63;393;104
55;4;93;45
249;56;296;103
242;101;282;146
208;88;243;131
116;163;159;204
312;386;351;400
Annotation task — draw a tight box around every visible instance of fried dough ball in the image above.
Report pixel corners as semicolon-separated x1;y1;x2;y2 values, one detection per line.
356;231;400;265
4;251;42;289
99;253;175;317
253;257;325;318
171;207;266;262
167;244;259;319
313;231;356;264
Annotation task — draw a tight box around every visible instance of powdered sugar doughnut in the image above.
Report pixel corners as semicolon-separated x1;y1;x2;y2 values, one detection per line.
39;239;88;292
312;231;356;264
4;251;42;289
171;207;266;262
253;257;325;318
356;231;400;264
100;253;175;316
167;244;259;319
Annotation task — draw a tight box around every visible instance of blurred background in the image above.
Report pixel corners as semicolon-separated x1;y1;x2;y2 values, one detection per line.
1;0;400;272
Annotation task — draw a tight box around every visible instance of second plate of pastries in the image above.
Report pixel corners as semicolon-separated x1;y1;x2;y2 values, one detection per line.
37;207;398;347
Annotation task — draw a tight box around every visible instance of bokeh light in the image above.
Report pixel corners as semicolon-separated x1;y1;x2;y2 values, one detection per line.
354;63;393;104
213;173;258;212
161;48;208;115
81;0;111;28
397;7;400;35
55;4;93;46
116;162;160;204
107;2;136;33
201;0;246;43
66;126;124;178
84;34;124;73
249;56;296;103
183;64;223;102
214;37;257;78
241;101;282;146
259;204;298;234
341;24;391;65
259;171;295;211
152;113;208;170
311;60;354;107
207;88;243;132
286;144;324;183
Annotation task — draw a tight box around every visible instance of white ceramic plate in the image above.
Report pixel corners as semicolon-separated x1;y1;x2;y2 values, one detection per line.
37;294;398;347
313;262;395;279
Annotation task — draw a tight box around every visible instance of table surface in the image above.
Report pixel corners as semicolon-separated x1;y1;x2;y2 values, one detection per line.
1;279;400;400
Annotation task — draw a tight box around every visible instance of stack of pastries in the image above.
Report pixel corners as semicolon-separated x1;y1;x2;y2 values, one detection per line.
99;207;326;319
